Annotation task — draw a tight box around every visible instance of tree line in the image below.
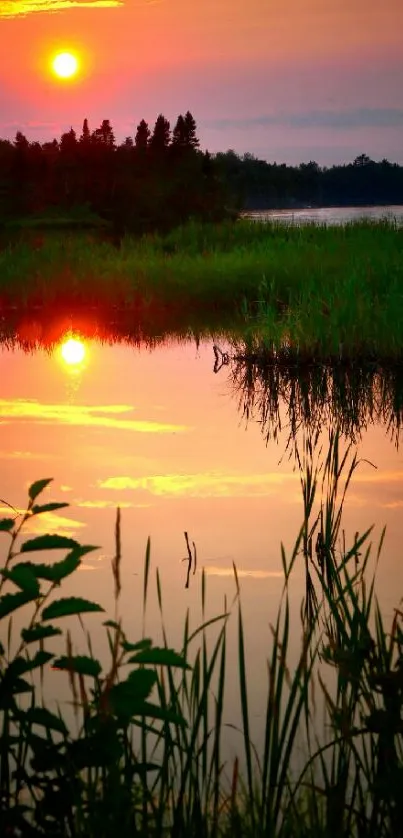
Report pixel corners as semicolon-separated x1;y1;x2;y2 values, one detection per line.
0;112;402;233
0;113;227;233
216;151;403;209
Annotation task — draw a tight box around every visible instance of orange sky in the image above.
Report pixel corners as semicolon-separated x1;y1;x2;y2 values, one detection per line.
1;0;403;163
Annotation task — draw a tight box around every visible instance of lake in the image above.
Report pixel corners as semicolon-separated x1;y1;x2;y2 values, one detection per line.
1;328;403;754
243;204;403;225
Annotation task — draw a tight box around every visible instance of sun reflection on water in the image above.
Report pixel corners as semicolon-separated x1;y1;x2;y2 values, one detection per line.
60;337;86;366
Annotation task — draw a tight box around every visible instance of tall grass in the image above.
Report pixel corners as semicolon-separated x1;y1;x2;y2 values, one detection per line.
1;432;403;836
1;219;403;357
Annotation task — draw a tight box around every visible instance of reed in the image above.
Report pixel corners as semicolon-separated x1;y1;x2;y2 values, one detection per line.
1;430;402;836
1;219;403;357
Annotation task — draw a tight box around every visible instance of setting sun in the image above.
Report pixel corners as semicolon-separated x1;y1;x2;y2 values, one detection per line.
61;337;86;365
52;52;79;80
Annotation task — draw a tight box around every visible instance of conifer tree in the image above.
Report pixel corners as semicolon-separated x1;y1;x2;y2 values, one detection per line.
149;114;171;153
134;119;150;150
184;111;199;149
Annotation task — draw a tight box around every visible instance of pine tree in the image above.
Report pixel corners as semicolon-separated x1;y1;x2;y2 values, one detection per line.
93;119;115;147
14;131;29;150
172;115;187;149
79;118;91;145
60;128;77;154
134;119;150;151
149;114;170;153
184;111;199;149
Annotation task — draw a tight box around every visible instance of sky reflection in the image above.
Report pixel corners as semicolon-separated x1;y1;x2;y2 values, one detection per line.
0;332;402;640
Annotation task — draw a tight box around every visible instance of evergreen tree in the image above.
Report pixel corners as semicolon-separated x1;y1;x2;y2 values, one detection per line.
93;119;115;147
60;128;77;154
134;119;150;150
14;131;29;150
79;118;91;145
149;114;170;153
184;111;199;149
172;115;187;149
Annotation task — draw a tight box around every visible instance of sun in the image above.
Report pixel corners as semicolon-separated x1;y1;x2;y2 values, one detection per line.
52;52;79;80
61;338;86;366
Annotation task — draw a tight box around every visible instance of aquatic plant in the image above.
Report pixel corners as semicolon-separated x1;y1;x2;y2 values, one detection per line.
1;432;403;836
1;219;403;357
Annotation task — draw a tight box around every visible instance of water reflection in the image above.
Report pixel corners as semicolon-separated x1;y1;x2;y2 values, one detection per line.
219;340;403;447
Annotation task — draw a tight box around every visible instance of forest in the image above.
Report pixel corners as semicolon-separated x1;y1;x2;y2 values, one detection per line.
0;112;403;234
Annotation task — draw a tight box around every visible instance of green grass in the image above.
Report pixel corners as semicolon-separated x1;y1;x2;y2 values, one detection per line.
1;432;403;836
1;219;403;357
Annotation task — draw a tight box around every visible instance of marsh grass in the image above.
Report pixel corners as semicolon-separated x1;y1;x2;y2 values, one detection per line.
1;432;403;836
226;340;403;445
1;219;403;357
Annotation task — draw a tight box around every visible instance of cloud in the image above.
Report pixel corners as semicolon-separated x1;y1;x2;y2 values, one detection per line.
204;566;284;579
0;506;86;538
99;471;297;498
76;499;134;508
0;0;123;17
0;400;188;434
0;450;55;460
208;108;403;132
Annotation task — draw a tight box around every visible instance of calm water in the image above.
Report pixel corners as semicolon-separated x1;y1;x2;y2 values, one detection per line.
1;332;403;749
244;204;403;225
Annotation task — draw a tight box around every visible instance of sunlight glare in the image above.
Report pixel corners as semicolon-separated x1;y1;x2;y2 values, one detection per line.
61;338;86;366
52;52;79;80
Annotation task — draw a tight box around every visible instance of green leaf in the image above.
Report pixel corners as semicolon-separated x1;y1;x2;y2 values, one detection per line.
0;517;14;532
53;655;102;678
9;651;54;676
0;591;36;620
21;534;79;553
12;547;97;584
109;670;157;717
0;677;33;708
26;707;68;736
28;478;53;502
31;502;70;516
2;565;41;597
128;647;191;669
21;624;62;644
42;597;104;621
68;729;122;769
121;638;153;653
138;700;187;726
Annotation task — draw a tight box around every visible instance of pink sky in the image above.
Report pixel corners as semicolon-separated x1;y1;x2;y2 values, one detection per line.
0;0;402;164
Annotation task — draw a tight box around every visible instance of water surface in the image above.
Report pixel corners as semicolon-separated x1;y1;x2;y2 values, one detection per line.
244;204;403;225
1;330;403;748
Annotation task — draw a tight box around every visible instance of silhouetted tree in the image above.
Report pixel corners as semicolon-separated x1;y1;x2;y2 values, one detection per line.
172;115;187;149
149;114;170;154
60;128;77;154
79;118;91;145
184;111;199;149
353;154;372;167
93;119;115;148
134;119;150;151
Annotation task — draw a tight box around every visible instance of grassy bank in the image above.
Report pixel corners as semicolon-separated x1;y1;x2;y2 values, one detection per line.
1;219;403;358
1;433;403;836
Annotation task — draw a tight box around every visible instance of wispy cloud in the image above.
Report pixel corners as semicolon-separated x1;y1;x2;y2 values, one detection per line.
99;471;296;498
208;108;403;132
0;0;122;17
0;400;188;435
0;505;85;538
26;511;86;538
76;499;134;508
0;450;55;460
204;566;284;579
